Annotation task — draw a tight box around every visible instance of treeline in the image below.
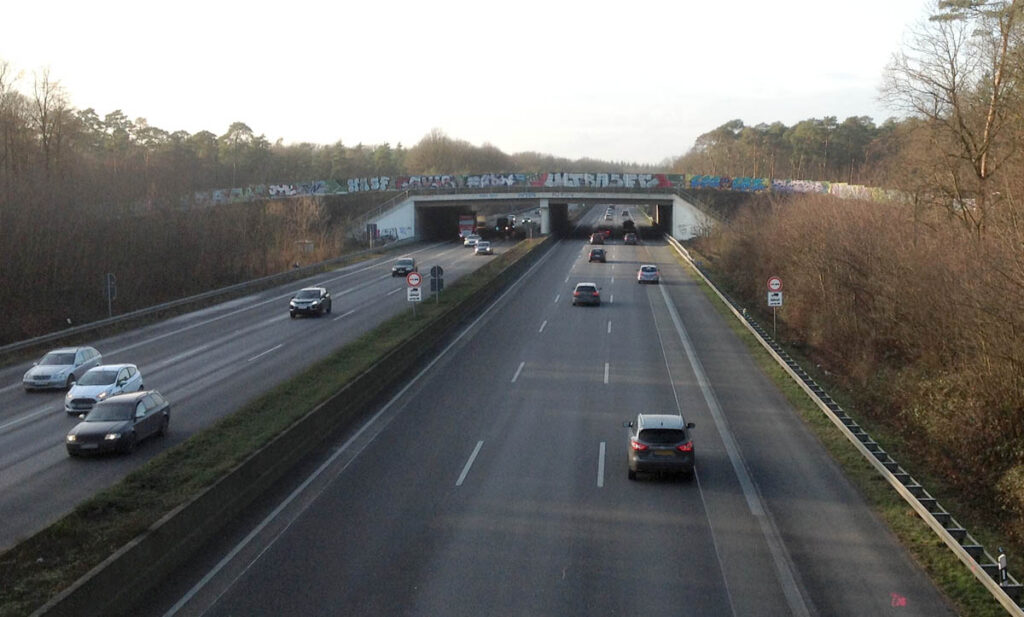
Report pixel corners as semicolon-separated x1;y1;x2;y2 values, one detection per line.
693;0;1024;553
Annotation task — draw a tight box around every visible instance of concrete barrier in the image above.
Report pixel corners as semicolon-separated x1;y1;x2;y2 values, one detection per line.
33;237;554;617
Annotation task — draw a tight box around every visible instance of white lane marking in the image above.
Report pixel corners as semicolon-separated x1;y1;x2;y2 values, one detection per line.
554;294;560;304
611;276;615;284
162;240;562;617
607;321;612;334
247;344;283;363
333;309;358;321
511;361;525;383
539;320;547;333
597;442;606;488
0;405;53;431
657;284;811;617
456;440;484;486
604;362;610;384
565;275;570;283
610;294;614;304
386;287;403;296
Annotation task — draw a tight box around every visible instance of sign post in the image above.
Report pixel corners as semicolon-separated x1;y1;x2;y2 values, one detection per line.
429;265;444;303
106;273;117;318
766;276;783;339
406;271;422;317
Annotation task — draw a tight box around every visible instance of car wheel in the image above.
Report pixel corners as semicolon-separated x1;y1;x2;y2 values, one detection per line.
65;375;76;390
138;382;144;391
158;416;169;437
67;449;79;458
290;312;296;319
326;302;332;314
123;432;138;454
628;469;637;481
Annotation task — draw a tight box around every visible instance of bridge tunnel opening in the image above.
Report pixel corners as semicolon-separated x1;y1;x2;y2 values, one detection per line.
650;203;672;239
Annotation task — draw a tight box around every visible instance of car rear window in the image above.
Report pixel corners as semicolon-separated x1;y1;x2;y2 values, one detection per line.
577;285;597;293
639;429;685;444
641;266;657;273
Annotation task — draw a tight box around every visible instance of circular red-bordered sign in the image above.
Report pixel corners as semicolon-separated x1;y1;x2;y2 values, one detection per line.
406;272;422;287
767;276;782;292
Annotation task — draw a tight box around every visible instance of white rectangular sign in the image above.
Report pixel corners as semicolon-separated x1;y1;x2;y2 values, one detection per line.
407;286;423;302
767;291;783;307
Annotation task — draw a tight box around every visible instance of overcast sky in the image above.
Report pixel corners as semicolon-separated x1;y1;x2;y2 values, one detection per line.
3;0;930;166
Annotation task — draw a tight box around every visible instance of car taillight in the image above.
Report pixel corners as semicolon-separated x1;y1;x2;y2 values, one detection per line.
630;439;648;451
573;291;580;296
677;442;693;452
593;291;599;296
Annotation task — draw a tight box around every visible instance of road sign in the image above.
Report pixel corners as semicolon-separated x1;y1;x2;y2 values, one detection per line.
767;276;782;292
430;265;444;278
768;291;783;307
406;272;422;287
407;286;422;302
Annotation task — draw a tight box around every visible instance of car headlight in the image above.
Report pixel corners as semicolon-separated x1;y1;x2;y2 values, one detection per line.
66;434;77;443
97;391;109;400
66;392;73;401
104;433;121;440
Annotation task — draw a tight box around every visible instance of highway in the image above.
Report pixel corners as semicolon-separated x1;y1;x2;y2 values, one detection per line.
136;207;957;617
0;239;513;550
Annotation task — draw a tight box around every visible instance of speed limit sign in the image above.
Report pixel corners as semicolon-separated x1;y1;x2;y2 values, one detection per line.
767;276;782;292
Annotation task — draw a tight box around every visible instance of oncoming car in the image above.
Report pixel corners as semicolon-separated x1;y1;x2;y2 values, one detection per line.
392;257;417;277
637;264;660;284
624;413;696;480
289;287;332;317
463;234;481;247
23;346;102;391
66;390;170;456
474;241;493;255
65;364;144;415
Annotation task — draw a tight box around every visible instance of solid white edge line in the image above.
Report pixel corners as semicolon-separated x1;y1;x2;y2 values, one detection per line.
246;344;283;363
511;361;525;383
597;442;606;488
0;406;53;432
539;320;547;333
657;283;811;617
386;287;403;296
164;237;562;616
456;440;484;486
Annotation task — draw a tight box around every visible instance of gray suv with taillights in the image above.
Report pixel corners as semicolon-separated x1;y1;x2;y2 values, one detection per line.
624;413;695;480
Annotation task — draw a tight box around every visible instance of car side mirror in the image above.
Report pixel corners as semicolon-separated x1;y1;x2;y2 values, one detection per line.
686;422;695;429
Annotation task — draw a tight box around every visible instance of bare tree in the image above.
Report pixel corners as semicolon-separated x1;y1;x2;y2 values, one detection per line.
882;0;1024;233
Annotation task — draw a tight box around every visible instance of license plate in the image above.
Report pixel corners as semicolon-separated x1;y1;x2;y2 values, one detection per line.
655;449;675;457
79;443;98;450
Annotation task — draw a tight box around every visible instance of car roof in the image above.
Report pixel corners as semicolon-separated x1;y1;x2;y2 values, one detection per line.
299;286;326;291
575;282;598;288
96;390;158;404
85;363;137;372
637;414;685;429
49;347;91;354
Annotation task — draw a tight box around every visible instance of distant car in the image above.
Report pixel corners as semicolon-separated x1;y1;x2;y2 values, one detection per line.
572;282;601;306
604;214;613;221
624;413;696;480
463;234;481;247
598;227;612;239
289;286;332;317
66;390;170;456
589;233;604;245
588;248;606;263
65;364;144;415
392;257;417;277
23;346;102;391
474;241;493;255
624;233;638;245
621;210;630;218
637;264;660;284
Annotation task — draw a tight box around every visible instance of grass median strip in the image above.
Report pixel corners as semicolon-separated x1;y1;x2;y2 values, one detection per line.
675;247;1006;617
0;238;546;617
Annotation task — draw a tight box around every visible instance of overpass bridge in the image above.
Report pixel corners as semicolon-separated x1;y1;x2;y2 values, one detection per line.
365;185;717;242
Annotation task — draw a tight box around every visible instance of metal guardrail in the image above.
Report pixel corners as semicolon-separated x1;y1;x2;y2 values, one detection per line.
664;234;1024;616
0;239;415;358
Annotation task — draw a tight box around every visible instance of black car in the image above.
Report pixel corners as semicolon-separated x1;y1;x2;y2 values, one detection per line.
624;413;695;480
66;390;170;456
589;233;604;245
588;248;606;263
391;257;417;277
289;286;332;317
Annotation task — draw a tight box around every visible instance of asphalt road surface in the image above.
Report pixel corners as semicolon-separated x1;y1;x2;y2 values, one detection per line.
0;240;514;550
137;208;957;617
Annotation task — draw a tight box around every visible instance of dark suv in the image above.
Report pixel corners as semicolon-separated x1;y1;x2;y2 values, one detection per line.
624;413;695;480
289;287;332;318
588;248;606;263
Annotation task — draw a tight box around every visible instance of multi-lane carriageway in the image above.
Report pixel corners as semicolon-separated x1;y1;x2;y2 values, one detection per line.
3;207;955;616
